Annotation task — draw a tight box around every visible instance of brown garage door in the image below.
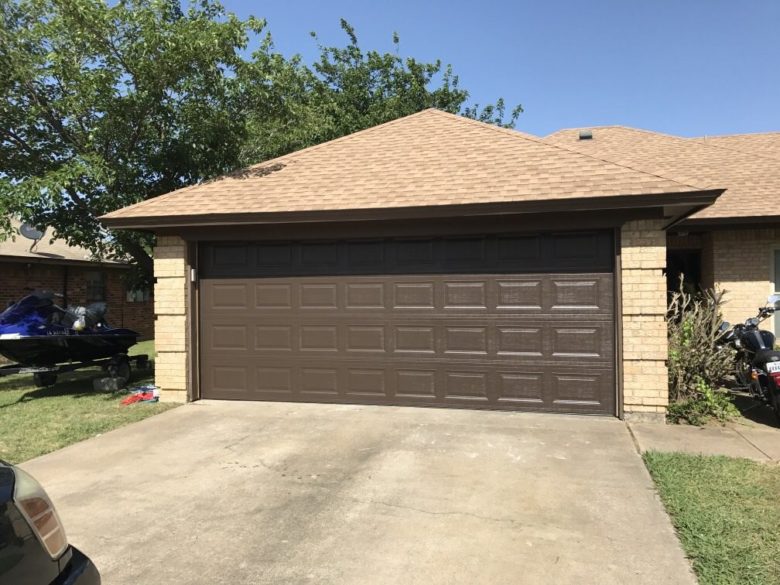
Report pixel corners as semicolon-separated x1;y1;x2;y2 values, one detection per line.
199;231;616;414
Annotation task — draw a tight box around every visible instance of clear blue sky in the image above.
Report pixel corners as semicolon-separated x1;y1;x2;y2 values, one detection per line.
219;0;780;137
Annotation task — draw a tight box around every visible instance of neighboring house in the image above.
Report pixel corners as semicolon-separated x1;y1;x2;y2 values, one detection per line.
102;109;727;422
0;219;154;339
543;127;780;336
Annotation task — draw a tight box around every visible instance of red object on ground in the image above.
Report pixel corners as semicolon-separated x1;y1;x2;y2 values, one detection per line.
120;392;154;405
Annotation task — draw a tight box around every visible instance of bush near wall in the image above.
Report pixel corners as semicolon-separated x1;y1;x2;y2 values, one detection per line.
667;282;738;425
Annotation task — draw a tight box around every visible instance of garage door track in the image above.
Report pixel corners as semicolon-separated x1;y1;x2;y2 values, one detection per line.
22;402;695;585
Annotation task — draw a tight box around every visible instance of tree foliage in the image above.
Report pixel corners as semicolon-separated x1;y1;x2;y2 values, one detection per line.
0;1;522;283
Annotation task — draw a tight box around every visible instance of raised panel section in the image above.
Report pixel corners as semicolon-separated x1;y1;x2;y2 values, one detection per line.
445;372;488;399
497;373;544;403
394;283;435;308
445;327;488;354
346;283;384;308
496;280;542;310
211;284;247;309
444;237;485;262
497;327;543;356
211;367;246;392
300;284;338;309
395;239;435;265
255;284;292;309
211;325;247;350
552;373;604;405
300;326;338;351
396;370;436;398
301;242;339;266
347;369;385;396
444;282;486;308
256;243;292;267
212;244;248;268
552;327;603;358
497;235;541;262
552;232;599;261
551;280;600;310
301;369;338;394
347;326;385;352
257;368;291;392
395;327;435;353
347;241;384;266
255;326;292;351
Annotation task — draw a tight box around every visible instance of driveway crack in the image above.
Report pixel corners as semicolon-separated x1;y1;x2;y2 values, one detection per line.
731;427;773;461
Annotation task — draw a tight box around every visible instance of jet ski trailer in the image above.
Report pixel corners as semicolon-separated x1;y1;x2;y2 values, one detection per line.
0;292;148;387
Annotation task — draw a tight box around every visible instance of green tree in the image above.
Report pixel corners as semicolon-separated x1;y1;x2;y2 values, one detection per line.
0;0;264;280
0;1;521;284
240;19;522;164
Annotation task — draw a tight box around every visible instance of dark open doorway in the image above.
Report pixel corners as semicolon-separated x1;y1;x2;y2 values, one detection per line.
666;249;702;293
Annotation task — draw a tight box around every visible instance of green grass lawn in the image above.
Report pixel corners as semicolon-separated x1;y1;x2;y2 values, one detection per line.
645;452;780;585
0;340;178;463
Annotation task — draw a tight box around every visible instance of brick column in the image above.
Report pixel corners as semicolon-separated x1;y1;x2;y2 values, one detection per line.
153;236;188;402
621;220;668;422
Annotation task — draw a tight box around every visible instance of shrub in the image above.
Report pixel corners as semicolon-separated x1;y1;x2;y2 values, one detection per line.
667;279;738;424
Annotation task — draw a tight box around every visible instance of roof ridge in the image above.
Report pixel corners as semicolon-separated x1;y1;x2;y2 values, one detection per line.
693;130;780;139
545;125;685;140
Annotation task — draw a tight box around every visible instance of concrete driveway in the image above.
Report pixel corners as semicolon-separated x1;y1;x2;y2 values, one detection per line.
22;401;695;585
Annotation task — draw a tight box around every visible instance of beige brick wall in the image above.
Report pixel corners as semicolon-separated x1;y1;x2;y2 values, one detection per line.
153;236;188;403
621;220;668;422
710;229;780;332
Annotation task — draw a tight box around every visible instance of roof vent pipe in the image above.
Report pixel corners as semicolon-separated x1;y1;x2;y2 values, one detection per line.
578;130;593;140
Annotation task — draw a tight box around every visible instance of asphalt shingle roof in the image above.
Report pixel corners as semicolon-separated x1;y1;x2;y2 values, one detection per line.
544;126;780;223
690;132;780;161
0;219;122;265
102;109;706;227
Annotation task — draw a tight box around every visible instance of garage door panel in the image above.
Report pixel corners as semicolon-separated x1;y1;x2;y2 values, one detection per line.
346;326;386;352
201;232;613;278
497;372;545;404
551;324;612;360
203;355;614;408
200;231;616;414
238;276;613;315
551;371;611;407
393;282;435;309
254;283;292;309
207;319;612;363
345;283;385;308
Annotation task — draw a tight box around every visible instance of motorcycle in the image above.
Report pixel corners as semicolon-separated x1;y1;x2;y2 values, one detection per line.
720;294;780;422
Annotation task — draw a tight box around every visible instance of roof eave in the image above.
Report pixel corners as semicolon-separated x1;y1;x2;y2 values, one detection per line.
0;254;128;268
678;215;780;229
100;189;723;231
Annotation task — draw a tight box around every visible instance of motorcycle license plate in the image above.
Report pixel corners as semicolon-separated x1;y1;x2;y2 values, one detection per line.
766;361;780;373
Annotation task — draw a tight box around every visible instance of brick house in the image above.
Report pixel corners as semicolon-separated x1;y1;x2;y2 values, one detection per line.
0;219;154;339
543;127;780;335
102;109;734;421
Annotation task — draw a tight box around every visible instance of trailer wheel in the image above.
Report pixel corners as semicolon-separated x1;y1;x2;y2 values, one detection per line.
106;355;131;387
33;372;57;388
